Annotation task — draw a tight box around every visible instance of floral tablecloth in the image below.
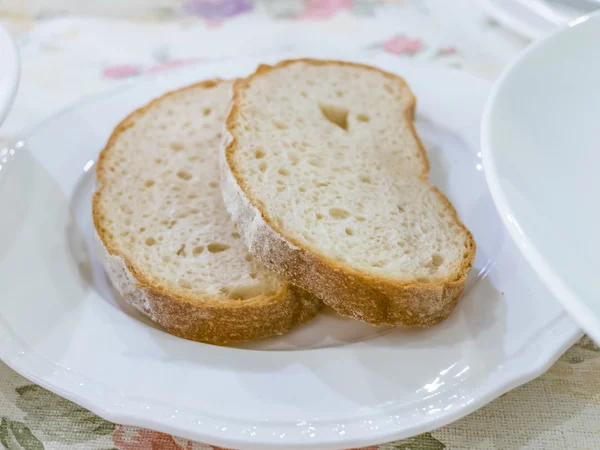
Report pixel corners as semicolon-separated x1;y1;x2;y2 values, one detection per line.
1;1;599;449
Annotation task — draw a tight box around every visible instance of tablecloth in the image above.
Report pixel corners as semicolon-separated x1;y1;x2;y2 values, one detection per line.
0;1;599;449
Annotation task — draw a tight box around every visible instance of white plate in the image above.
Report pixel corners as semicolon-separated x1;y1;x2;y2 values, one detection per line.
0;54;581;450
482;14;600;346
480;0;597;39
0;24;19;128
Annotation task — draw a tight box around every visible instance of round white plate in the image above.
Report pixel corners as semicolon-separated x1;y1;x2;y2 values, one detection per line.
482;14;600;346
0;24;19;127
0;54;581;450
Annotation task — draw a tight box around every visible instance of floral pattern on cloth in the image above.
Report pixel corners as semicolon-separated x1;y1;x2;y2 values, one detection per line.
164;0;381;21
182;0;253;19
0;0;391;25
0;1;599;449
0;382;448;449
381;35;425;55
0;342;598;449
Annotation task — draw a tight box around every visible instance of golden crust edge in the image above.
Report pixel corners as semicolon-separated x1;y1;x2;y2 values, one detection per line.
223;58;476;326
92;78;321;344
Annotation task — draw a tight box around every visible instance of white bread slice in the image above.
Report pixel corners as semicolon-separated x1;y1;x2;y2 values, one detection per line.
221;60;476;326
93;79;320;344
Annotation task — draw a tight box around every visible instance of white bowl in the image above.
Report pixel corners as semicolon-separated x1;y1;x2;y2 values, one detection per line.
0;24;19;128
483;13;600;343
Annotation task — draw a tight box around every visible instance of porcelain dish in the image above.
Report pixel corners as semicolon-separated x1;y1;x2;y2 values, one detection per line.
482;14;600;345
0;24;19;128
0;53;581;449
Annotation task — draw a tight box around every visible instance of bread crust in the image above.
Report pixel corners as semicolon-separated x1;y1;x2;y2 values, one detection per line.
93;79;320;345
222;59;476;326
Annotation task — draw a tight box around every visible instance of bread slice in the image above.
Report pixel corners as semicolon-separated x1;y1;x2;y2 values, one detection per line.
93;79;320;344
221;59;476;326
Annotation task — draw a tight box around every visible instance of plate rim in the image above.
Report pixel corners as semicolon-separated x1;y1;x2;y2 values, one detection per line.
0;53;583;449
481;14;599;345
0;314;581;449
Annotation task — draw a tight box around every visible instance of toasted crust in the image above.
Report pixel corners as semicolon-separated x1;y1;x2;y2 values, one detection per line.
222;59;476;326
93;79;320;345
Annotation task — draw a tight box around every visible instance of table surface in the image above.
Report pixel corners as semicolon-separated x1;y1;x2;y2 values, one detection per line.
1;1;599;449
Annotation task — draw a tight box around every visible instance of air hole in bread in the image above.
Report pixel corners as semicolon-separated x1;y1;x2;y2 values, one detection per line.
170;142;184;152
360;175;371;184
245;254;253;262
357;113;370;122
208;243;230;253
345;228;354;236
177;170;192;180
226;285;265;300
145;237;156;246
308;159;323;168
192;246;204;256
356;216;366;222
298;187;306;192
300;91;308;98
318;103;349;131
145;179;155;187
139;227;146;233
315;181;329;188
209;181;218;188
316;213;324;220
276;186;285;192
259;162;268;173
335;90;343;97
203;107;211;116
231;232;240;239
155;158;162;164
278;168;290;176
272;119;288;130
176;244;186;256
178;279;192;289
397;205;405;213
329;208;350;220
302;232;315;243
255;149;265;159
162;255;170;263
250;272;257;279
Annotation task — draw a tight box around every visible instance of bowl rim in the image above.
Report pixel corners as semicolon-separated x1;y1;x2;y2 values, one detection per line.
481;11;600;344
0;24;20;129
